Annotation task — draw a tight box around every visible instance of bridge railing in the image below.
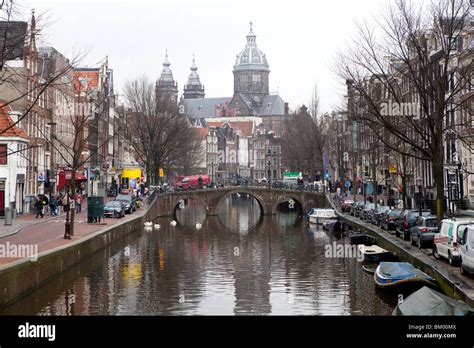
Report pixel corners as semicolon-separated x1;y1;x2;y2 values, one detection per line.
150;182;327;196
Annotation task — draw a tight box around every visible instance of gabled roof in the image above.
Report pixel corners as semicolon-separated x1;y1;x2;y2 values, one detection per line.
194;127;208;140
258;95;285;116
183;97;232;118
0;103;28;139
207;120;254;137
183;94;286;119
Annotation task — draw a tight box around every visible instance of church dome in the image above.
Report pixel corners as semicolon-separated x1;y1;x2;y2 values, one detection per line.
234;22;269;72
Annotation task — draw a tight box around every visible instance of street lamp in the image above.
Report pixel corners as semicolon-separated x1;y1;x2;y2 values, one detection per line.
64;167;73;239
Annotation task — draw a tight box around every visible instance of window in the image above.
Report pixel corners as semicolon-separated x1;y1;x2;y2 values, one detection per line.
0;144;7;164
252;74;261;83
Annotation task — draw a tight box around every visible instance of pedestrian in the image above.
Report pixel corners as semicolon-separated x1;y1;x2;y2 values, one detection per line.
49;196;58;216
63;194;69;212
57;195;63;213
387;196;394;209
75;192;82;213
35;196;44;218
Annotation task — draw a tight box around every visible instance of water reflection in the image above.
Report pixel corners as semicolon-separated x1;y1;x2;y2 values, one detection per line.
1;196;397;316
217;194;263;234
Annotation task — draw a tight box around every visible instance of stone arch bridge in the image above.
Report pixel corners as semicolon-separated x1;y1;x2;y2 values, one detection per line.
145;187;329;221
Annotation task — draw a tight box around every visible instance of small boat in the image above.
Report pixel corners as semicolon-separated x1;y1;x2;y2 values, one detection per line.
154;224;161;229
374;262;436;290
393;286;474;316
362;265;376;274
307;208;337;225
358;245;398;263
144;221;153;228
196;223;202;230
322;219;340;231
350;231;376;246
170;220;177;226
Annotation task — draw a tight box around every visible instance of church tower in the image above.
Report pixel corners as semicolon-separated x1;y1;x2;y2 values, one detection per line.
156;50;178;102
232;22;270;108
183;55;205;99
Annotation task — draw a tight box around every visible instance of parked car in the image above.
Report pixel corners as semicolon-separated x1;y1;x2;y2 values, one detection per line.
104;200;126;218
459;224;474;275
371;206;391;226
380;209;402;230
350;201;365;217
340;199;354;213
115;194;136;214
433;218;472;265
410;215;439;249
396;210;432;240
361;203;375;221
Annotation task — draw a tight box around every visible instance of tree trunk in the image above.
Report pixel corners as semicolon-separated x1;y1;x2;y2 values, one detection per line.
433;149;445;222
69;176;77;236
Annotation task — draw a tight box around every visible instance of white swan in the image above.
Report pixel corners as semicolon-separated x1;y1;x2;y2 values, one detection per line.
154;223;161;229
144;221;153;227
170;220;177;226
236;193;241;198
196;223;202;230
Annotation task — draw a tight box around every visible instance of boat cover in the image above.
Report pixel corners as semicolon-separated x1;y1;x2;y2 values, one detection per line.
394;286;474;316
378;262;431;280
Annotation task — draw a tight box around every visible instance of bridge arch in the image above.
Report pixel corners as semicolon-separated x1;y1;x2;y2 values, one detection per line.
274;196;304;214
214;189;267;216
171;195;209;222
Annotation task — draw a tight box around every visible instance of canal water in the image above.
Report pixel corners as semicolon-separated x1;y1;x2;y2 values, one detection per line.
2;195;397;315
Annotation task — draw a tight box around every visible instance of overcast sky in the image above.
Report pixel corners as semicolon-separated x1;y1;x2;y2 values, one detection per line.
23;0;391;113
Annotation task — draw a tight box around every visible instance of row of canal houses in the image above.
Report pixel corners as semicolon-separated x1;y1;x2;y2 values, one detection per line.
0;11;131;217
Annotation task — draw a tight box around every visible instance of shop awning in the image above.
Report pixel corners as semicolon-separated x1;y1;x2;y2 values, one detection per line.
57;171;88;192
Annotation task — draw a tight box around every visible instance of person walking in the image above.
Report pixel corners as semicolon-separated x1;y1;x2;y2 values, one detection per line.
75;192;82;213
57;195;63;213
35;196;44;218
49;196;58;216
63;194;69;213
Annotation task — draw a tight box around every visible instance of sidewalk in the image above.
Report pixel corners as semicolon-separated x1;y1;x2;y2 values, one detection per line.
0;199;146;266
0;211;67;238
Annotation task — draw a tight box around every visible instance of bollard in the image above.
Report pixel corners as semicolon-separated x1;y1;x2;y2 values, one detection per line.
4;207;12;226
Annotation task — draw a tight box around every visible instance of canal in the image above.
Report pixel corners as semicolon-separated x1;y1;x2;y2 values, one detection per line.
1;194;397;315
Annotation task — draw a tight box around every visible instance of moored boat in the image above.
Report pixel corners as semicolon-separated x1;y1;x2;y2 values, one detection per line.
350;231;376;246
358;245;398;263
393;286;474;316
322;219;340;231
307;208;337;225
374;262;436;290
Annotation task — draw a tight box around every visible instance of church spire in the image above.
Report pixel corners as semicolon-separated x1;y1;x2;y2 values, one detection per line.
246;20;256;47
157;50;178;102
183;54;205;100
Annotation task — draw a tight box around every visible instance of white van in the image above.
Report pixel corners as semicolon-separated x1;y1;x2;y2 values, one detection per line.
433;219;472;265
459;225;474;276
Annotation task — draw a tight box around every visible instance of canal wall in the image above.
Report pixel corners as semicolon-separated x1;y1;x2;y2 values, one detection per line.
0;203;153;310
332;203;474;307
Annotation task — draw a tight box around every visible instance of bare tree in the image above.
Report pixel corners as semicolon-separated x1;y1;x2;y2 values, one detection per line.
123;76;202;186
281;105;326;182
336;0;473;220
309;83;320;121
